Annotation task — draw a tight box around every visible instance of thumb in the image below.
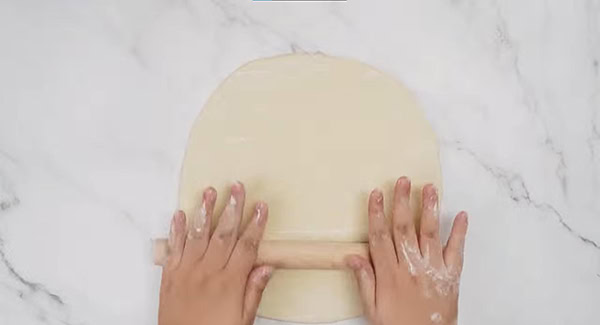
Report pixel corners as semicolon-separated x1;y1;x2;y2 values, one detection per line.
346;255;376;318
242;265;273;325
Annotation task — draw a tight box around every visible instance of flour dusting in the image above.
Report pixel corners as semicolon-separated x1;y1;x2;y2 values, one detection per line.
196;201;207;232
419;243;460;297
424;264;459;297
200;201;207;217
400;239;418;275
430;312;442;323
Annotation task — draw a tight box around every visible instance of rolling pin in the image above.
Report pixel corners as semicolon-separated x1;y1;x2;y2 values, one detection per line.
153;239;369;269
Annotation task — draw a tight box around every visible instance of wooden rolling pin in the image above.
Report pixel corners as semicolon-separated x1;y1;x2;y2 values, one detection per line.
153;239;369;269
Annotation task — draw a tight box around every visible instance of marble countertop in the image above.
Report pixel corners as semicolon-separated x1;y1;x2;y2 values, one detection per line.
1;0;599;324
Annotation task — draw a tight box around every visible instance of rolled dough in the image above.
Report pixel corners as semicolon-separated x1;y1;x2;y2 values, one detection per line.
179;54;441;323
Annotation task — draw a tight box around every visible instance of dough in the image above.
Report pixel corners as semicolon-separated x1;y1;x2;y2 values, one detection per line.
179;54;441;323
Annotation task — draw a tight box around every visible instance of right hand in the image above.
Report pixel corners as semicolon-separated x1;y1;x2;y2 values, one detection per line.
346;177;468;325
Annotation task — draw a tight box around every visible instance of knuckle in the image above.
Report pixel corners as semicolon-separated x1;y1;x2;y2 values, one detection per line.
239;237;259;253
393;205;411;217
370;229;390;242
447;264;463;277
217;229;234;242
393;222;411;235
423;231;436;240
166;272;193;291
165;259;181;272
206;276;230;292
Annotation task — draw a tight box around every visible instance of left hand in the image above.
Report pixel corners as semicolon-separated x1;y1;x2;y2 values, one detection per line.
158;182;272;325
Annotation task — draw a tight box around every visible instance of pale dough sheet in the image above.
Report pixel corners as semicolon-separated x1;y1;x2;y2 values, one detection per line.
179;54;441;323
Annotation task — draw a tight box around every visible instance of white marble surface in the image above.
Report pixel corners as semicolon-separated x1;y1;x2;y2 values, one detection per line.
1;0;599;324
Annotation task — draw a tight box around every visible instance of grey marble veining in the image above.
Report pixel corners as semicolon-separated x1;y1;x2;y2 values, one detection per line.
0;0;599;324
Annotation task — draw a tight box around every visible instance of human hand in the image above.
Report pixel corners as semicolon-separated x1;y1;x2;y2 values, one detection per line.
158;182;272;325
346;177;468;325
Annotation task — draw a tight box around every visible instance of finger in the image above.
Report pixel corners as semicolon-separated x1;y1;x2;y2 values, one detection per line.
345;255;376;318
202;182;246;271
443;211;469;274
165;210;187;270
181;187;217;267
368;189;398;275
391;177;420;275
228;202;268;273
419;184;444;268
242;265;273;325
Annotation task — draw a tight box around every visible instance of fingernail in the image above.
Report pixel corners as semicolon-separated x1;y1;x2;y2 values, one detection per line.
170;211;185;246
462;212;469;224
168;213;176;248
170;215;177;236
228;181;243;207
175;211;186;232
427;187;438;210
232;180;243;193
256;206;261;222
373;189;383;203
189;201;207;238
226;193;237;215
398;177;411;203
398;177;411;189
255;202;266;225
